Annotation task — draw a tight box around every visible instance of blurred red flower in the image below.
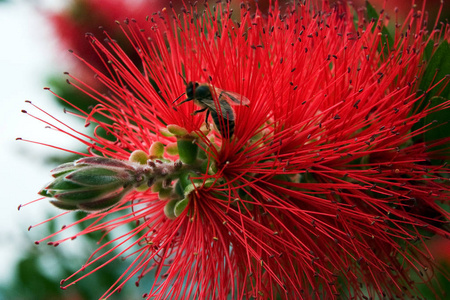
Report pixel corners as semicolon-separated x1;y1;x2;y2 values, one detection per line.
49;0;184;84
23;1;450;299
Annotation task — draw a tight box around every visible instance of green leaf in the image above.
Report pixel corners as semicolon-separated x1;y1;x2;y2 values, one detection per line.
423;40;434;63
423;97;450;157
366;1;393;53
418;41;450;100
366;1;379;21
413;41;450;149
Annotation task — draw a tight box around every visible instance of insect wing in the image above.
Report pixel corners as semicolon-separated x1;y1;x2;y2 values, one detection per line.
200;98;235;121
213;87;250;106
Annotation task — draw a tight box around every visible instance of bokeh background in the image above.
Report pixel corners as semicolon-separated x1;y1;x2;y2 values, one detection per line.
0;0;449;299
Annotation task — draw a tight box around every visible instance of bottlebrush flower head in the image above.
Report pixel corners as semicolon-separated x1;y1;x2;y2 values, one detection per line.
21;0;450;299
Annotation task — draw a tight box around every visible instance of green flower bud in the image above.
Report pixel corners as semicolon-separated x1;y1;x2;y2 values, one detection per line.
174;198;189;217
129;150;148;164
200;160;210;174
167;124;188;136
174;181;184;196
177;171;197;190
149;142;164;159
164;199;178;220
165;142;179;156
183;179;214;197
135;182;150;192
159;127;174;137
41;157;140;212
151;181;163;193
158;187;172;200
197;148;208;160
177;138;198;164
172;179;215;218
41;150;208;215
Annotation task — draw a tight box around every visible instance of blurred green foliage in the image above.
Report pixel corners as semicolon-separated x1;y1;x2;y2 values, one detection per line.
1;212;147;299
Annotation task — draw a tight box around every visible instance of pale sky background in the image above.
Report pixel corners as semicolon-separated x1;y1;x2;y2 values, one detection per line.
0;0;83;285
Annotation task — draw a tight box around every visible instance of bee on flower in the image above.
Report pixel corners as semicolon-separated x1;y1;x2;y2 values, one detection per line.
20;1;450;299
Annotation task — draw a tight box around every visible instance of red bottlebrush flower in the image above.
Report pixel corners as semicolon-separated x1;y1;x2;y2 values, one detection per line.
48;0;185;86
21;1;450;299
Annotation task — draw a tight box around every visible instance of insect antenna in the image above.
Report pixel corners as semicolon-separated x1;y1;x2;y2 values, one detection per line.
172;93;186;104
178;73;188;85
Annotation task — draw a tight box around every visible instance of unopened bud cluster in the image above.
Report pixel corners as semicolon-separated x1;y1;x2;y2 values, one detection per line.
39;125;216;218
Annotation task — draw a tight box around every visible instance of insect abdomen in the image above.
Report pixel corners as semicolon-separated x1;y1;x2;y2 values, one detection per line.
210;109;235;139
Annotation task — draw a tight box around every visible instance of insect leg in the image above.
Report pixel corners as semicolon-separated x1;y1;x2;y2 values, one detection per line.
191;107;208;116
204;109;210;129
176;98;194;106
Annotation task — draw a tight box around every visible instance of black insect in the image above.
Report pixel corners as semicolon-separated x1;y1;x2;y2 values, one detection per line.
174;82;250;138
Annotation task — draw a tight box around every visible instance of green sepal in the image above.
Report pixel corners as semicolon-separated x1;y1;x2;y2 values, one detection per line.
174;172;193;197
177;138;198;164
174;198;189;217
